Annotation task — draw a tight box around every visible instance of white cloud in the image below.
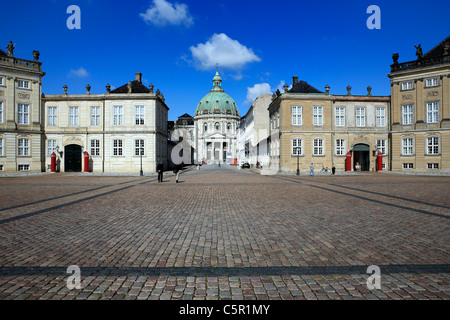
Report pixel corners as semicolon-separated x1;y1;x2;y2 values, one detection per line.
140;0;193;27
244;83;272;105
68;67;89;78
189;33;261;71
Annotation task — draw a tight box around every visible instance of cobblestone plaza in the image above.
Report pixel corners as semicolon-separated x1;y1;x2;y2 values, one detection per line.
0;167;449;301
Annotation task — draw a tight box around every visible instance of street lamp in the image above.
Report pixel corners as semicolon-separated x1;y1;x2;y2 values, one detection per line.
296;146;300;176
140;146;144;176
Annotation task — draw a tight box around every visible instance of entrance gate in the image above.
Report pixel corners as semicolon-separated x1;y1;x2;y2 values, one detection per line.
64;144;82;172
353;144;370;171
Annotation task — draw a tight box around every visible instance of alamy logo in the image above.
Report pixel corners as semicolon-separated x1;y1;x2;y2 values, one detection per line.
366;265;381;290
366;5;381;30
66;265;81;290
67;5;81;30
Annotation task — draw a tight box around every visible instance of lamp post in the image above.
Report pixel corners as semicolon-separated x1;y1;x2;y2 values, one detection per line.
140;146;144;176
296;146;300;176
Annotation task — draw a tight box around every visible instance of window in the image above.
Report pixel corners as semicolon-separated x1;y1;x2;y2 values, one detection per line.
91;140;100;156
403;163;414;169
47;107;57;126
426;102;439;123
135;139;145;156
427;163;439;169
313;106;323;126
292;139;302;155
356;107;365;127
376;139;387;155
215;122;220;131
426;136;439;155
113;106;123;126
0;76;3;86
18;138;29;156
0;137;3;156
113;139;123;156
18;164;30;171
91;106;100;126
69;107;79;126
47;139;57;157
277;111;280;127
376;108;386;127
291;105;302;126
335;139;345;155
425;77;439;88
204;123;207;132
402;104;414;125
335;107;345;127
227;123;231;132
313;138;324;155
402;138;414;156
0;101;3;123
135;105;145;125
401;81;414;91
17;104;29;125
0;165;3;171
17;80;30;89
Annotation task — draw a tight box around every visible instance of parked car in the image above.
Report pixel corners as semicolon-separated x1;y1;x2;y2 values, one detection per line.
241;162;250;168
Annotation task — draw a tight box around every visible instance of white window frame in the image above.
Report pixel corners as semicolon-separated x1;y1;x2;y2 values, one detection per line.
376;107;386;127
47;139;57;157
401;81;414;91
135;139;145;156
91;139;100;156
18;164;30;171
113;105;123;126
17;80;30;89
48;106;57;126
90;106;100;126
402;104;414;125
426;136;439;155
0;76;4;86
204;123;208;132
0;137;3;156
313;106;323;126
292;138;303;156
402;137;414;156
69;106;79;126
425;77;439;88
17;104;29;125
426;102;439;123
335;107;345;127
335;139;345;156
113;139;123;156
402;163;414;169
356;107;365;127
215;122;220;132
0;101;3;123
313;138;324;156
291;105;302;126
376;139;387;155
427;163;439;169
135;105;145;125
18;138;30;156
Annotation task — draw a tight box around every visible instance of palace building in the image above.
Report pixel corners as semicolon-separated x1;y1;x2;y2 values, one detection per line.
42;72;169;173
388;36;450;172
0;42;45;172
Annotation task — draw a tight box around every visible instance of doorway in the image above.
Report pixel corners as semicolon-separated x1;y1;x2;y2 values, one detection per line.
353;144;370;171
64;144;82;172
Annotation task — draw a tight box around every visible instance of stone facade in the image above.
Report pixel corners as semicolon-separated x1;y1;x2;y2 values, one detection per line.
42;73;169;173
388;36;450;172
0;43;45;172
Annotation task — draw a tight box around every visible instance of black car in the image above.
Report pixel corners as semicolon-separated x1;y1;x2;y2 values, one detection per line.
241;162;250;168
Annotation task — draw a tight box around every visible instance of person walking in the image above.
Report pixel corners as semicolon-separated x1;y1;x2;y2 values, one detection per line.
157;161;164;183
309;163;314;176
174;163;183;183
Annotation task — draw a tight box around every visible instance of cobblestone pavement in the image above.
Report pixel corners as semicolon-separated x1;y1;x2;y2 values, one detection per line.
0;167;449;300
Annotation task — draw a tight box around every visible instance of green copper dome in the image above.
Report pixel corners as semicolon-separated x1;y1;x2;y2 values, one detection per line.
195;71;240;117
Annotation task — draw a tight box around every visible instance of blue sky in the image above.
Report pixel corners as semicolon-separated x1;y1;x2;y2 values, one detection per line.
1;0;449;120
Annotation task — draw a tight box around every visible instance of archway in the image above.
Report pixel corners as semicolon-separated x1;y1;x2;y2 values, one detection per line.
353;144;370;171
64;144;82;172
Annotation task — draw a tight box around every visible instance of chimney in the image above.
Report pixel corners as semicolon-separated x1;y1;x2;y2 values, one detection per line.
135;72;142;83
293;76;298;85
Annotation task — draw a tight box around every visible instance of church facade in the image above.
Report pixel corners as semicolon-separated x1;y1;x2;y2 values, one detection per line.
194;71;240;165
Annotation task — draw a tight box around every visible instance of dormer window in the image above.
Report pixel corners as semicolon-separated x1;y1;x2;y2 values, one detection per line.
215;122;220;131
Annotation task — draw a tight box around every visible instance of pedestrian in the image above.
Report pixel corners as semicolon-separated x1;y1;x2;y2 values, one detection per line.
309;163;314;176
332;166;336;175
174;162;183;183
157;161;164;182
